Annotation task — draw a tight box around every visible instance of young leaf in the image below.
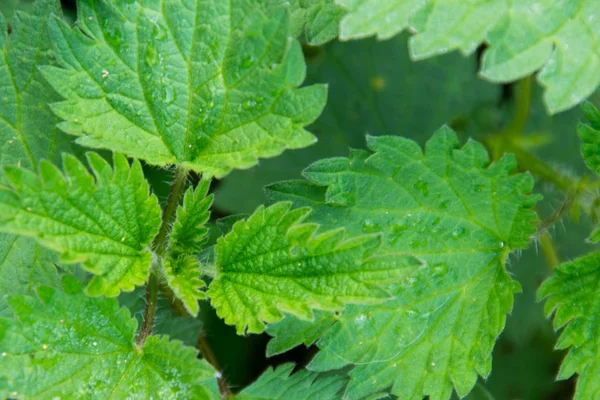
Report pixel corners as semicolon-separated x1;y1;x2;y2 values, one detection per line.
538;252;600;399
161;180;213;316
336;0;600;113
0;276;220;399
579;101;600;176
0;153;161;297
0;234;60;318
40;0;327;178
266;128;541;399
170;180;213;254
237;363;347;400
207;201;421;334
0;0;77;169
162;254;206;317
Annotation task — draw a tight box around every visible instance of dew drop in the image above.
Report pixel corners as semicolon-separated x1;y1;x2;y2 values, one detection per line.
242;99;256;110
451;227;465;239
406;307;418;316
362;219;380;233
241;55;255;69
432;263;448;277
473;184;485;192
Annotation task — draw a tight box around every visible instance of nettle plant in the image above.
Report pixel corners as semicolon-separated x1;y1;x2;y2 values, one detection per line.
1;0;600;399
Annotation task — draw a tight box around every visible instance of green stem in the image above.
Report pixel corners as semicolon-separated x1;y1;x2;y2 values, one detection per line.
197;333;231;397
137;167;189;346
507;75;533;136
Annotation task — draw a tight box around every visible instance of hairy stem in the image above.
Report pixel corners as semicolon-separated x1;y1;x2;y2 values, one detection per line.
137;167;189;346
197;333;231;396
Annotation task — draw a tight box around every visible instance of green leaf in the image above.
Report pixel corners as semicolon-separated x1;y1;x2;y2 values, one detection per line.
336;0;600;114
40;0;327;178
162;180;214;316
214;33;499;214
207;201;421;334
266;128;541;399
0;275;219;399
579;101;600;176
285;0;345;45
237;364;347;400
162;254;207;317
0;233;60;318
0;0;76;170
539;251;600;399
170;180;213;254
0;153;161;297
266;311;337;357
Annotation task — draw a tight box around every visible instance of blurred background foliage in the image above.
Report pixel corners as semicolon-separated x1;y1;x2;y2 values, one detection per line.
6;0;600;398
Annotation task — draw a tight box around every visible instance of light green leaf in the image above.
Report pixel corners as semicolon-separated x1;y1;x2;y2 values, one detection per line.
266;128;540;399
237;363;347;400
285;0;345;45
162;180;213;316
207;201;421;334
0;275;219;399
170;180;213;254
0;0;76;169
214;33;499;214
162;254;206;317
0;153;161;297
336;0;600;114
579;102;600;176
539;251;600;399
40;0;326;178
0;234;60;318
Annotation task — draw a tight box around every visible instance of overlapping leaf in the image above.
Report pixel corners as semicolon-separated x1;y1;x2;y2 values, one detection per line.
0;153;161;297
237;364;347;400
266;128;540;399
214;33;499;214
285;0;345;45
41;0;326;178
539;252;600;399
207;202;421;334
336;0;600;114
0;276;220;399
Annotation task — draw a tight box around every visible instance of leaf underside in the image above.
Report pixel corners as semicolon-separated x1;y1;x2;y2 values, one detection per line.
539;252;600;399
207;201;421;334
0;276;219;399
41;0;327;178
265;127;540;399
0;153;161;297
337;0;600;114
